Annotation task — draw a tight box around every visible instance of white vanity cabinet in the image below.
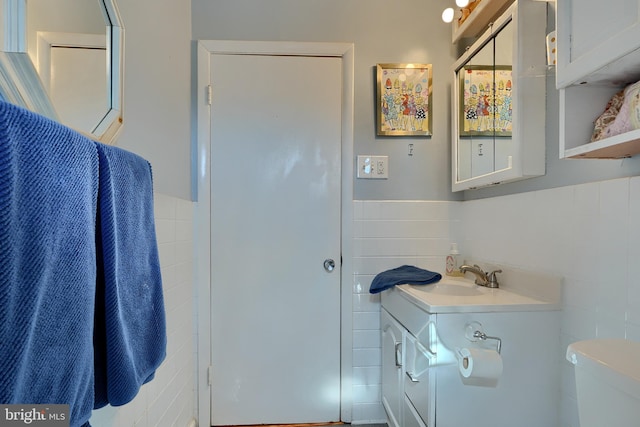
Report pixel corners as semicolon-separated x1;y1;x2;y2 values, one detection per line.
381;309;404;427
381;297;436;427
380;274;562;427
402;331;435;427
557;0;640;158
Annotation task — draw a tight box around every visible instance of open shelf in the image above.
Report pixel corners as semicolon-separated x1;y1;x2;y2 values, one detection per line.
564;129;640;159
559;84;640;159
557;0;640;159
452;0;514;43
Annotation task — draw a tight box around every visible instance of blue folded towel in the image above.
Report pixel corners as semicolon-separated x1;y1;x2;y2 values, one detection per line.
369;265;442;294
0;101;98;427
93;143;166;407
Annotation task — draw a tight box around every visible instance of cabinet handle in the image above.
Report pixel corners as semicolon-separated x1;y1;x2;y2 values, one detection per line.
405;371;419;383
428;321;438;355
395;342;402;367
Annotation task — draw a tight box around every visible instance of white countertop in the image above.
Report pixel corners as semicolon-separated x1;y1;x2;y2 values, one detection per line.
394;276;561;314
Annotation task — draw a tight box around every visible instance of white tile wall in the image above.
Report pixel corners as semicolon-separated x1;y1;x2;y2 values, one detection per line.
91;193;196;427
351;200;461;423
460;176;640;427
87;178;638;426
352;178;640;427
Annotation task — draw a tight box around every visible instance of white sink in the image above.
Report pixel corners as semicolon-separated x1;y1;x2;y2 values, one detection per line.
393;275;560;313
424;282;484;296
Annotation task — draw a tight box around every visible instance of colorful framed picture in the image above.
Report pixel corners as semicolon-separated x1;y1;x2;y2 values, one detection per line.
458;65;512;137
376;63;433;136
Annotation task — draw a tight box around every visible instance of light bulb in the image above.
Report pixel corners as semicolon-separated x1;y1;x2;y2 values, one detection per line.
442;7;455;23
456;0;470;7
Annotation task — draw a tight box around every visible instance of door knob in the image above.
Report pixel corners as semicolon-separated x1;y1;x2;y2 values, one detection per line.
324;259;335;272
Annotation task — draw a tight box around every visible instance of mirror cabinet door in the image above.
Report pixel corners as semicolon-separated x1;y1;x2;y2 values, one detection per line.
451;0;546;191
455;17;513;186
491;21;514;172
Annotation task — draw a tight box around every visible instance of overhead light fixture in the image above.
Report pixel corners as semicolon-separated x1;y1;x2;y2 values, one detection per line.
442;7;455;23
442;0;477;24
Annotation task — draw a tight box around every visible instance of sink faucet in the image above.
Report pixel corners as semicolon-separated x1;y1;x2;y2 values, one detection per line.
459;264;502;288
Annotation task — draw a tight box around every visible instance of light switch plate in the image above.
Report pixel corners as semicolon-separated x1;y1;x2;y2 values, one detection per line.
357;155;388;179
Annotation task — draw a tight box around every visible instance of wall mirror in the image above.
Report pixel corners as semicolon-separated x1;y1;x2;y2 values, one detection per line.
451;0;546;191
0;0;123;144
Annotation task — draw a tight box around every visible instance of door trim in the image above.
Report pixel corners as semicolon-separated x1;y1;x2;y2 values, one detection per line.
194;40;354;427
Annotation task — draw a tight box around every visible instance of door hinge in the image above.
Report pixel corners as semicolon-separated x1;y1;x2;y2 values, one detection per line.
206;85;213;106
207;365;213;386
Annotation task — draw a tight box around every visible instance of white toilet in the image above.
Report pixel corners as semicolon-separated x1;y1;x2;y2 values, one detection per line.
566;338;640;426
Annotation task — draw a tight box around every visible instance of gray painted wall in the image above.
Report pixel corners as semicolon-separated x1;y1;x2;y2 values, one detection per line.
115;0;192;200
192;0;461;201
192;0;640;202
14;1;640;201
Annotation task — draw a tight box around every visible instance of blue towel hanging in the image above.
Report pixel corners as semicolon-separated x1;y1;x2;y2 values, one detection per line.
0;100;167;425
369;265;442;294
93;143;166;408
0;100;98;427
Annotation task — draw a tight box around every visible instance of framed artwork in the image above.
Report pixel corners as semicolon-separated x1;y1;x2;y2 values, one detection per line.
458;65;512;137
376;63;432;136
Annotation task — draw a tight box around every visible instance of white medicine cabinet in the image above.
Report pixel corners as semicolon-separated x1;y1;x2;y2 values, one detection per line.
451;0;547;191
557;0;640;159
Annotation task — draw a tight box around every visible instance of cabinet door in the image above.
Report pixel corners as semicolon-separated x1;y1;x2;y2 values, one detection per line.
404;332;436;427
381;309;404;427
402;395;427;427
557;0;640;87
451;0;546;191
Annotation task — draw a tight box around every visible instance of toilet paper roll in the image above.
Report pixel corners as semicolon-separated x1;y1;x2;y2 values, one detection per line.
458;347;503;381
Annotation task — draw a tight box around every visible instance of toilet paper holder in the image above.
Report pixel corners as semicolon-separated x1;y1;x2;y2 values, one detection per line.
472;330;502;354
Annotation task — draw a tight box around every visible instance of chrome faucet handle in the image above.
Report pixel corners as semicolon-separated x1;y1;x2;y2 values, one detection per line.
486;269;502;288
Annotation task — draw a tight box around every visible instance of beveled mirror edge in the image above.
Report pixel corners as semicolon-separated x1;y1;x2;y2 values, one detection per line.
89;0;124;144
94;0;124;145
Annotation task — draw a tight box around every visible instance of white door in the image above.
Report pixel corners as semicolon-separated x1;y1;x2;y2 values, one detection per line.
35;33;108;135
49;45;107;133
209;53;342;425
